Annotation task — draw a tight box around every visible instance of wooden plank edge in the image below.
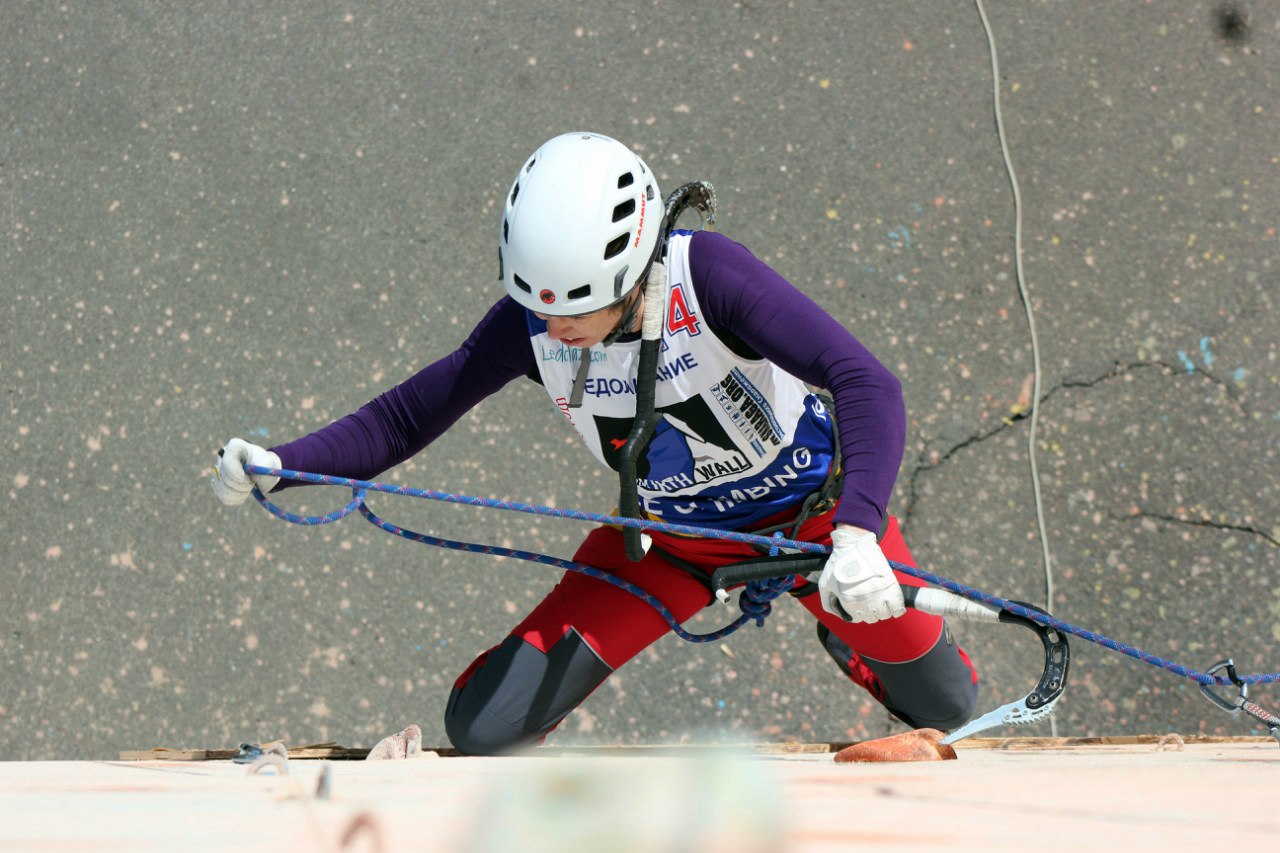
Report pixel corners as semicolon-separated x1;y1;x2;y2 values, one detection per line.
119;734;1275;762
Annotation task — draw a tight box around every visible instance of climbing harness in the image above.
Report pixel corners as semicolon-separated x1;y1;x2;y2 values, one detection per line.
244;465;1279;743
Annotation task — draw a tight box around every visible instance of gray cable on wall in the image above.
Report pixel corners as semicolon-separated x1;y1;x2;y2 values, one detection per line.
972;0;1057;733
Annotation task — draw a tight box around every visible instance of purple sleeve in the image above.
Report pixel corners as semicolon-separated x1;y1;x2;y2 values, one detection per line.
688;230;905;532
269;297;534;486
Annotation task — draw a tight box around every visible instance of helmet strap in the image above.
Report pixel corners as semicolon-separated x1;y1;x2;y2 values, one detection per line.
567;346;592;409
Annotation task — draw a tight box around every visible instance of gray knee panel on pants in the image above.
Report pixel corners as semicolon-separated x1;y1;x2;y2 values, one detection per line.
863;627;980;731
444;629;613;756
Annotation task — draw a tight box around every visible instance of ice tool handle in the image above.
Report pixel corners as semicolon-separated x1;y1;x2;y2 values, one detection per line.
618;181;717;562
938;597;1070;744
706;553;1070;743
617;269;666;562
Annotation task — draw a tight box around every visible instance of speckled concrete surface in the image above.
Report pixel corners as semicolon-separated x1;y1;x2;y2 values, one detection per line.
1;2;1276;761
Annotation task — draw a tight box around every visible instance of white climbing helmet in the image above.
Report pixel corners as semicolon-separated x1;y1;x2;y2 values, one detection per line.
499;132;662;316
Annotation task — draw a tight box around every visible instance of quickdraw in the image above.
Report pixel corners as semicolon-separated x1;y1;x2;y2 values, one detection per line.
243;465;1279;743
1199;659;1280;745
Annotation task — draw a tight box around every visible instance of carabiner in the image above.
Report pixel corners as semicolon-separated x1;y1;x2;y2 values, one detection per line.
1199;658;1246;716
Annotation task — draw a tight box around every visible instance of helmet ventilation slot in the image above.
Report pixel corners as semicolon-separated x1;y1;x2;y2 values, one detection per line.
612;199;635;222
603;233;629;260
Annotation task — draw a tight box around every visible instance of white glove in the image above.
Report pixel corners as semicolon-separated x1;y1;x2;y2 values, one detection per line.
818;526;906;623
210;438;282;506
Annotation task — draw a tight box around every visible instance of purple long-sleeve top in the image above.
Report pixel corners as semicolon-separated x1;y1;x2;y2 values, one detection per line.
271;231;906;532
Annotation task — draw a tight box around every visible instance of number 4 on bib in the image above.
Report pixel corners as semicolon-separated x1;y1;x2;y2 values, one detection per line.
665;283;701;337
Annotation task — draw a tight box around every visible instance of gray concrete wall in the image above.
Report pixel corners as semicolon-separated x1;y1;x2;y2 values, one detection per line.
2;1;1276;760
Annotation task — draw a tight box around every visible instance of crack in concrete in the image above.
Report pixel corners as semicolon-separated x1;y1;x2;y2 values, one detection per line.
1052;357;1246;415
898;359;1249;536
1119;511;1280;548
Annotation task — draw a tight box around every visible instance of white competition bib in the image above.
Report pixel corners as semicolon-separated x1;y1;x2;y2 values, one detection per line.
528;232;835;529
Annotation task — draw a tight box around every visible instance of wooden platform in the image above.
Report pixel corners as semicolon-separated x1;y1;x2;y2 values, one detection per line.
2;738;1276;852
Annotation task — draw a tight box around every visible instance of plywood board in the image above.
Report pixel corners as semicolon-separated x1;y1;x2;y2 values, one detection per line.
3;738;1275;852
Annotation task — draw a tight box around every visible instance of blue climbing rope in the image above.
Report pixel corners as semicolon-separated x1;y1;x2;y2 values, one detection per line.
247;465;1279;687
251;470;795;643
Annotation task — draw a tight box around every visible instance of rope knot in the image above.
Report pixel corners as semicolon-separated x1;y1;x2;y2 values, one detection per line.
739;576;793;627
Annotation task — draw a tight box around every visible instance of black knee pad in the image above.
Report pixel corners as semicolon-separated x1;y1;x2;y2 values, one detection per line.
444;629;613;756
862;626;980;731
